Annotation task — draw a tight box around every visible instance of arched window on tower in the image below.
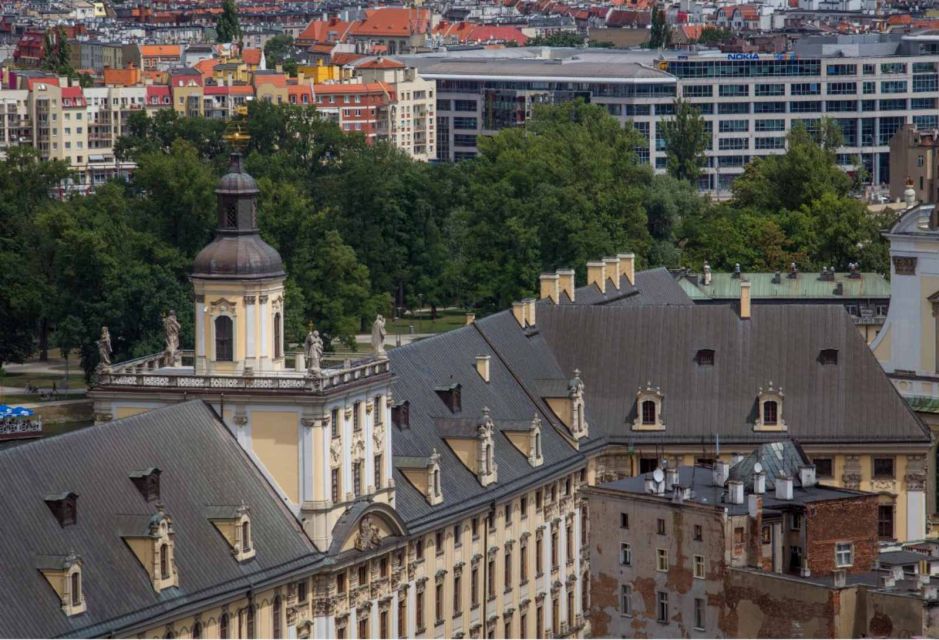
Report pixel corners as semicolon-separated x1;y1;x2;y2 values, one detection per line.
70;571;81;607
641;400;657;425
273;312;282;359
215;316;233;361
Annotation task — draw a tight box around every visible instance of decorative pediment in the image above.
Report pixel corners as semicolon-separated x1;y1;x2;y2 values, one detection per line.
209;298;238;314
333;503;408;555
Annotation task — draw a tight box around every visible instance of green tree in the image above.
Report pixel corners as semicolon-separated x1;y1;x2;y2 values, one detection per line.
696;27;733;45
457;100;652;309
215;0;242;44
660;99;708;184
732;121;851;212
264;34;295;68
41;27;72;75
527;32;585;47
649;5;672;49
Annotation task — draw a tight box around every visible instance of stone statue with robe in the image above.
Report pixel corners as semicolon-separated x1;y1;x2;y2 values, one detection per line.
304;328;323;374
97;326;112;368
371;315;386;356
163;310;181;364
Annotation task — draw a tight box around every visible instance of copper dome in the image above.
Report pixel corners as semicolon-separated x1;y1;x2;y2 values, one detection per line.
191;154;285;281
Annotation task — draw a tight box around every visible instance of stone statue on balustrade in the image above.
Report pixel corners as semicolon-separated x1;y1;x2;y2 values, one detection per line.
163;310;181;366
371;314;387;357
304;326;324;375
97;326;112;371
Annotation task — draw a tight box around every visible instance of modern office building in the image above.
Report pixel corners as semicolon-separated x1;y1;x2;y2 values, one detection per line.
411;31;939;192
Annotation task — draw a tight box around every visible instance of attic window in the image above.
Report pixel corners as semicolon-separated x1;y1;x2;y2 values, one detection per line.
819;349;839;365
392;401;410;429
130;468;161;502
695;349;715;366
435;384;462;414
45;492;78;528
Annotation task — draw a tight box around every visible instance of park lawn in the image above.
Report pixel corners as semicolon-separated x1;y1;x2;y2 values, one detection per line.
386;310;469;335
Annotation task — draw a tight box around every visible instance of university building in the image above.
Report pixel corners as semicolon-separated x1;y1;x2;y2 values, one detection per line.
410;31;939;191
2;155;926;636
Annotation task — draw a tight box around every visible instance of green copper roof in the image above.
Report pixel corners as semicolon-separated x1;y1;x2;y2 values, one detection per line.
678;272;890;300
906;395;939;414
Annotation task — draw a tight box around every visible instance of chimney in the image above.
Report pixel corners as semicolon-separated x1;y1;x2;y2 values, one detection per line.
753;471;766;494
665;467;679;491
603;257;621;290
587;261;606;293
748;493;762;518
618;253;635;286
739;280;752;319
672;485;685;504
556;269;575;302
892;565;905;581
775;475;793;500
465;313;476;325
788;262;798;279
524;298;536;327
476;355;491;383
539;273;560;303
727;479;744;505
833;569;847;588
644;476;656;494
731;452;743;466
712;460;729;487
880;574;896;589
512;301;525;327
798;465;816;489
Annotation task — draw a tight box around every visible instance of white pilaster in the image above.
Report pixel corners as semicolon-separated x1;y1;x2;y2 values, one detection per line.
907;489;926;541
245;298;256;359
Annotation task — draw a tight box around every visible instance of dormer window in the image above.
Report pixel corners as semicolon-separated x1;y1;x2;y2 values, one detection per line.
45;492;78;527
37;553;86;616
568;369;588;440
435;384;462;413
392;401;410;429
633;384;665;431
397;449;443;505
476;408;498;486
696;349;715;366
130;468;161;502
121;509;179;592
754;384;787;432
208;504;256;562
819;349;838;365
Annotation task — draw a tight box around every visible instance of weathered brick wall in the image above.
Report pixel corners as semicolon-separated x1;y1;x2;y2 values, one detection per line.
805;495;878;575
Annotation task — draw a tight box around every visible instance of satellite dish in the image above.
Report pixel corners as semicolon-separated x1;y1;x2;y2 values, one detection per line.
754;462;764;474
652;468;665;483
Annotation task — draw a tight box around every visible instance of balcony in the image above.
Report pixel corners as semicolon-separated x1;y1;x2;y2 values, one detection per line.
96;350;392;394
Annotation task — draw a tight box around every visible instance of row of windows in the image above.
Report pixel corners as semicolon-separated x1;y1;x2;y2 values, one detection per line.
620;587;705;629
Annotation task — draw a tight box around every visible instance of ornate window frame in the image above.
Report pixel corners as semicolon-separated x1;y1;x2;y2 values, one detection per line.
632;383;665;431
754;383;787;432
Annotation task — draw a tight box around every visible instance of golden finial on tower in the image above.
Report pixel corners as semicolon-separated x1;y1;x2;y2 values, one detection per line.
223;121;251;153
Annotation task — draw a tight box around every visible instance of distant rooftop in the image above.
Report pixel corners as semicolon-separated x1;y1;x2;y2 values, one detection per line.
677;270;891;300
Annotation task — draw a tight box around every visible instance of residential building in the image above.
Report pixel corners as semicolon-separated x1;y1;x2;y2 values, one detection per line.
586;441;939;638
355;57;436;161
313;82;392;144
675;265;891;343
409;31;939;191
890;124;939;204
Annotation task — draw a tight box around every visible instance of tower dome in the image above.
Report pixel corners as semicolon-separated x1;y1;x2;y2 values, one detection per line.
191;154;285;280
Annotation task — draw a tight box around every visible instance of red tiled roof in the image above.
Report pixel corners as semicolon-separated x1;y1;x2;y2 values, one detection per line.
313;82;390;96
26;76;59;90
349;7;430;38
298;17;353;43
194;58;218;77
139;44;181;57
242;48;261;66
356;56;405;70
465;25;528;45
332;52;366;66
146;85;170;97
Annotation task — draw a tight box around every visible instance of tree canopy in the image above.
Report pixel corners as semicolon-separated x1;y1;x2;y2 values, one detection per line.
215;0;241;44
0;104;890;374
660;99;708;184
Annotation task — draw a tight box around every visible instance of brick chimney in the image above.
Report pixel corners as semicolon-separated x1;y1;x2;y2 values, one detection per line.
524;298;536;327
587;261;606;293
539;273;560;303
603;257;621;290
476;355;491;383
556;269;575;302
739;280;752;319
512;301;525;327
618;253;636;286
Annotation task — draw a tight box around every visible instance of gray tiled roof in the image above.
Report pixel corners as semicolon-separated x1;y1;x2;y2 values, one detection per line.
537;303;930;445
0;401;321;638
388;312;586;532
